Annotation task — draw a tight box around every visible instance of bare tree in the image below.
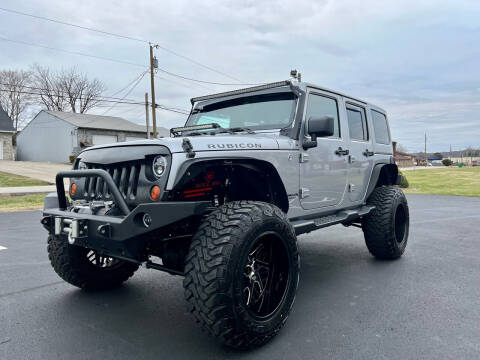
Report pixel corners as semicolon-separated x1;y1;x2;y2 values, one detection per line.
31;64;68;112
31;64;105;113
0;69;33;130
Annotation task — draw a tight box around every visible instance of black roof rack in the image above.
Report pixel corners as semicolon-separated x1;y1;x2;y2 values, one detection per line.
190;80;291;104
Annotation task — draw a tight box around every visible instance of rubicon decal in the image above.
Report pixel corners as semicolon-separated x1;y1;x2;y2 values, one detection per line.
207;143;262;149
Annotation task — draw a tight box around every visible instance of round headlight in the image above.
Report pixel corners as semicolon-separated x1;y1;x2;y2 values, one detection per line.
78;160;87;170
152;156;167;177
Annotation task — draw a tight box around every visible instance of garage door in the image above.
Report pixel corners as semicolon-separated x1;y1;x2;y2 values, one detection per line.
92;135;117;145
126;136;146;142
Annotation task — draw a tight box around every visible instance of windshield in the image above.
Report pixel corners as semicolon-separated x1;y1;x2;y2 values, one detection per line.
185;92;297;131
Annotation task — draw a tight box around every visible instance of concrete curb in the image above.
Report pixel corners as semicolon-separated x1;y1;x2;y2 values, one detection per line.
0;186;56;197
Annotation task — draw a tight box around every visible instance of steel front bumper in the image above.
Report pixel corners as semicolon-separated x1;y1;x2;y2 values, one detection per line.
41;169;210;262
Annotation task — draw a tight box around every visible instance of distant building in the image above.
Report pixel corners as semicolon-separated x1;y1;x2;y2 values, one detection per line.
449;156;480;166
392;141;416;168
0;106;16;160
17;110;170;163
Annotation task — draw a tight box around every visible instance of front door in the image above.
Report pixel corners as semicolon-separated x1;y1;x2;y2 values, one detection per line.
344;102;373;202
299;90;348;210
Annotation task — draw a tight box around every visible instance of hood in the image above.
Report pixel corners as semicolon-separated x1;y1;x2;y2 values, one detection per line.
83;132;291;154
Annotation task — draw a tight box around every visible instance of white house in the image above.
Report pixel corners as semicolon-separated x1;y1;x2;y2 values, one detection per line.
17;110;169;163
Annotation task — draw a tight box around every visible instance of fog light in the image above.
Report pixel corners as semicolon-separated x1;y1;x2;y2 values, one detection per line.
142;213;152;228
70;183;77;195
150;185;161;200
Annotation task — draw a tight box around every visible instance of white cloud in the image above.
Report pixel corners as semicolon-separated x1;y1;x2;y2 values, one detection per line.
0;0;479;151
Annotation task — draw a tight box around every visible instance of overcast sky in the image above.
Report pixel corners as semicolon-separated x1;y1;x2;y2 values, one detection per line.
1;0;479;152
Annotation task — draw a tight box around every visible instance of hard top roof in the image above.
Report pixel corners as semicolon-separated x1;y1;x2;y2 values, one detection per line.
190;80;386;113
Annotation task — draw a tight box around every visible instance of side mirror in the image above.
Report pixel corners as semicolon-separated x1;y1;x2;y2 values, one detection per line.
303;116;334;149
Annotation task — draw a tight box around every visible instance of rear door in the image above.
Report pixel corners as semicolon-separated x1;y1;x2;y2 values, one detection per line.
299;89;348;210
344;101;374;202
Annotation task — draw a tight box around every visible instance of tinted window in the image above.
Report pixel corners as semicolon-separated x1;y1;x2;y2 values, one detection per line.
186;92;296;131
371;110;390;144
305;94;340;137
346;106;368;141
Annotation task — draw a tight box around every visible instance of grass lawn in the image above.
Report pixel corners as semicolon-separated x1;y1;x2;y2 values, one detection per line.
402;167;480;197
0;171;50;187
0;194;46;212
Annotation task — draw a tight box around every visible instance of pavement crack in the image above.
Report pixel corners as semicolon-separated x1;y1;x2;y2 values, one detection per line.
0;281;65;299
0;338;11;345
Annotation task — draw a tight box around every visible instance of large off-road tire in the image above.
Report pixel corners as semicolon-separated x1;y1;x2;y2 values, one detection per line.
47;235;139;290
362;186;409;259
183;201;299;349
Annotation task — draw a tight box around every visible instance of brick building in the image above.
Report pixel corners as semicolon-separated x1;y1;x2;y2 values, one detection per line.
0;106;16;160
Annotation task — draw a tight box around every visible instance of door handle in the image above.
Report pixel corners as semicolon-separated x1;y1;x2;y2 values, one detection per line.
335;147;349;156
363;149;374;157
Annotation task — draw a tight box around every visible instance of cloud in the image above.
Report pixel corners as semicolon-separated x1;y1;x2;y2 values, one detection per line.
0;0;479;151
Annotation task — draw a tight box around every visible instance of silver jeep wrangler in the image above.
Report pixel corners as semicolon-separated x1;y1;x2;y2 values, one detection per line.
42;74;409;349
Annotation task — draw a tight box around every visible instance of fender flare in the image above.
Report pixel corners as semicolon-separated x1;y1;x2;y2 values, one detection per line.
170;157;289;212
365;163;400;199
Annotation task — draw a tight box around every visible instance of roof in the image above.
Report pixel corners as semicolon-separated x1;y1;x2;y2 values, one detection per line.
43;110;152;133
190;79;385;113
395;151;416;160
0;106;15;132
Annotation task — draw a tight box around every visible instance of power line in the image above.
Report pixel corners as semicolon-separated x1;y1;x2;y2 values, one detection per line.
101;71;148;115
109;70;149;97
0;6;243;82
0;88;144;105
0;83;145;103
155;67;259;86
155;74;215;92
0;36;146;68
0;87;190;115
0;36;260;86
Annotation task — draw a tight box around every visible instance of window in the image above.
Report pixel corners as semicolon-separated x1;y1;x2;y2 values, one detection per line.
371;110;390;144
305;93;340;137
186;92;296;131
346;106;368;141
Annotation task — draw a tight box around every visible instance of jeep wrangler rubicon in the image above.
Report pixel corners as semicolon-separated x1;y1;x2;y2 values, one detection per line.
41;74;409;349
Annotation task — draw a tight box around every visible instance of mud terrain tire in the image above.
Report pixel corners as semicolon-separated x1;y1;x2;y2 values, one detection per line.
183;201;299;349
363;186;409;259
48;235;139;290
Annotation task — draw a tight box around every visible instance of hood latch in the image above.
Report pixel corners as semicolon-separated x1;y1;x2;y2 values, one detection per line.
182;138;196;158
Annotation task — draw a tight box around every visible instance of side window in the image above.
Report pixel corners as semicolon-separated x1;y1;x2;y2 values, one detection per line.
371;110;390;144
346;105;368;141
305;93;340;137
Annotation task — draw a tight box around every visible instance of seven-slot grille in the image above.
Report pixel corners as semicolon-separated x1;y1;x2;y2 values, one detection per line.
84;162;141;200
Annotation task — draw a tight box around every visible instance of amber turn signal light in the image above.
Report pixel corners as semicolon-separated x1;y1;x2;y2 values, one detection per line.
70;183;77;195
150;185;161;200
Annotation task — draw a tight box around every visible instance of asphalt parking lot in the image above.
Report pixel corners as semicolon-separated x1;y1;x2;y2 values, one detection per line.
1;194;479;360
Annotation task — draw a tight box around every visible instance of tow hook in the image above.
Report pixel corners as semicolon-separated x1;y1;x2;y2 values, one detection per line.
54;217;87;244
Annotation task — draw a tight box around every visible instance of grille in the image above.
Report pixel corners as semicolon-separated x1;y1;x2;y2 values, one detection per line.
84;163;141;200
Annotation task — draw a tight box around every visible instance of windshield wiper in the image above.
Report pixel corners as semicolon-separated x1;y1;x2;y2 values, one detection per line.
218;127;255;134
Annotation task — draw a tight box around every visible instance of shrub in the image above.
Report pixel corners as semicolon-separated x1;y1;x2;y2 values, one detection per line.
69;154;77;164
442;159;453;166
398;170;409;188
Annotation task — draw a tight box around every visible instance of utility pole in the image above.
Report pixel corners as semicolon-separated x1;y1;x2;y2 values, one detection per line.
145;92;150;139
149;44;158;138
424;132;427;167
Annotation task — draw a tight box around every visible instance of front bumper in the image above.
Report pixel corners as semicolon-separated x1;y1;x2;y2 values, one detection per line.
42;169;210;261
